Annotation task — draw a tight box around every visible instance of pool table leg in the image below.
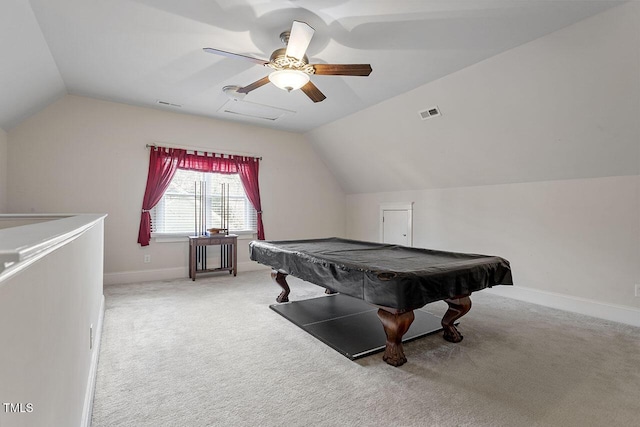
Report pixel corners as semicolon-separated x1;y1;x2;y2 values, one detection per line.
377;309;415;367
442;295;472;343
271;270;291;303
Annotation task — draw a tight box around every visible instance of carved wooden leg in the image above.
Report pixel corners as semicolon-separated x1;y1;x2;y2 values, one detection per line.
442;295;472;343
377;309;415;367
271;270;291;303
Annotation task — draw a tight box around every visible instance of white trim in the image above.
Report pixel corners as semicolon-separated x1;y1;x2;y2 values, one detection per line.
81;294;105;427
379;202;414;211
379;202;414;246
484;285;640;327
103;261;268;285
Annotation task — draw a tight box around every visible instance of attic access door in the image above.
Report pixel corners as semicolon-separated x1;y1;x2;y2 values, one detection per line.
379;203;413;246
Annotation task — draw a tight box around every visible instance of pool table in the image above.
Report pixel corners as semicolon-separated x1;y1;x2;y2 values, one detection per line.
249;237;513;366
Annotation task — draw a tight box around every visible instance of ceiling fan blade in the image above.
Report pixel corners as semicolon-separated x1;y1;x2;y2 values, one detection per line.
237;76;271;94
300;81;326;103
203;48;268;65
313;64;372;76
285;21;315;61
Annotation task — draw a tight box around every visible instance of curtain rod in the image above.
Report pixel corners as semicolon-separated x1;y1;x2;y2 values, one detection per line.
145;143;262;160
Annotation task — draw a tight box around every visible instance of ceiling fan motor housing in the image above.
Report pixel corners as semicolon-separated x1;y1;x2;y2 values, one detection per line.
269;48;314;74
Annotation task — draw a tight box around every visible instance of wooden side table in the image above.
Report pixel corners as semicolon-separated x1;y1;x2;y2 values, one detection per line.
188;234;238;281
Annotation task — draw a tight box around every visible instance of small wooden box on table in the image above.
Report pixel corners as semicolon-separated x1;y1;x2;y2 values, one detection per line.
188;234;238;280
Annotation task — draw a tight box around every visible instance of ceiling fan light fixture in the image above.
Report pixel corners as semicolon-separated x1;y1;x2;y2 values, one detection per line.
268;70;309;92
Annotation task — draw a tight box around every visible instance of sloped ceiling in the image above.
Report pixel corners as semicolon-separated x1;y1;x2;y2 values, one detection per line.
0;0;623;132
305;2;639;193
0;0;66;132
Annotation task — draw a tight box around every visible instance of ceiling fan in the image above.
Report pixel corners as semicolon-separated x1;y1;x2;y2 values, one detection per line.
204;21;372;103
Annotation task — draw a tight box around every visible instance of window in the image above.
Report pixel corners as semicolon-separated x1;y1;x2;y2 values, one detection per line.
151;169;257;235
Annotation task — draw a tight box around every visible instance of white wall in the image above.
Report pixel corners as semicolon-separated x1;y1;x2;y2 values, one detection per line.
0;127;7;212
347;176;639;312
0;215;104;427
308;3;640;322
7;95;345;283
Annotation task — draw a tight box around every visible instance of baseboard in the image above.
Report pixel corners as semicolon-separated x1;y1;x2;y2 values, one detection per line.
104;267;186;285
82;294;105;427
484;285;640;328
103;262;269;285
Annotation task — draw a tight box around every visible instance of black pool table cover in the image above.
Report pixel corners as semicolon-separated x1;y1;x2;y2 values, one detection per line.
249;238;513;311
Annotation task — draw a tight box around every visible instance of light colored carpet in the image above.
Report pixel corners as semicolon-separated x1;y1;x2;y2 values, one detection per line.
92;270;640;427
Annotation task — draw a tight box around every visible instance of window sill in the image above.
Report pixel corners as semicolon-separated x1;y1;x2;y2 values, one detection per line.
152;232;257;243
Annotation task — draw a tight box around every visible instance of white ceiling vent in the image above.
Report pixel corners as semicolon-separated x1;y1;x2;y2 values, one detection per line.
418;106;441;120
218;99;294;121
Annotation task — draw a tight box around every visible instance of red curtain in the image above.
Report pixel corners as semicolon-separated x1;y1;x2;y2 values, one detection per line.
181;152;239;173
138;147;265;245
137;147;187;246
235;157;265;240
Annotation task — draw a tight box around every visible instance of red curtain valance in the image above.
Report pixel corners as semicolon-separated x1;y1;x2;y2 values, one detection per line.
180;151;241;174
137;146;265;246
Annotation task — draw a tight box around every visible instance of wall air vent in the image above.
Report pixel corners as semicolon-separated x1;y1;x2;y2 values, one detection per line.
418;106;441;120
218;99;295;121
156;100;183;108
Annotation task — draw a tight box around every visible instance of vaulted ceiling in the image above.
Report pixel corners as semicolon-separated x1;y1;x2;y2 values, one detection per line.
1;0;623;133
